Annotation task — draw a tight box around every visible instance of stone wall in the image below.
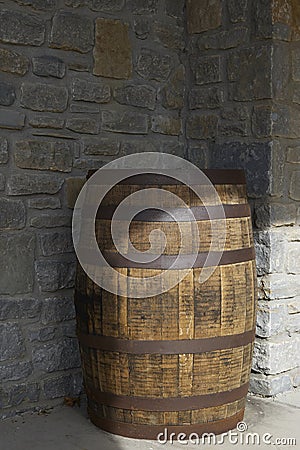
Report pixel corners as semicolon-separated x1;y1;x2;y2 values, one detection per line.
186;0;300;395
0;0;186;418
0;0;299;418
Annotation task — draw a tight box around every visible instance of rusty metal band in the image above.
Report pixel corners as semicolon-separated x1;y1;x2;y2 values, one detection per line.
87;169;246;185
99;247;256;270
95;203;251;222
77;329;255;355
86;383;249;412
87;408;245;439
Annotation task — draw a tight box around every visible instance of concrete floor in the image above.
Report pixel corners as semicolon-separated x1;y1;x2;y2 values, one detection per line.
1;390;299;450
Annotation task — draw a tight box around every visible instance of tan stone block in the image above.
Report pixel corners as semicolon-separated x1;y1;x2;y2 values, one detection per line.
151;116;182;136
187;0;222;34
93;18;132;79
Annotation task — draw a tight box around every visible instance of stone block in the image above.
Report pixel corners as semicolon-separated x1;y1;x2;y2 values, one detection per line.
71;78;110;103
127;0;158;14
270;140;285;197
0;234;35;295
269;230;288;273
165;0;185;19
158;140;185;157
0;137;8;164
254;230;270;275
290;367;300;387
252;334;300;375
187;142;209;168
32;56;65;79
50;11;94;53
256;300;287;338
93;18;132;79
186;0;222;34
35;260;76;292
252;105;272;137
19;299;42;320
287;242;300;274
0;298;41;320
61;322;77;338
41;296;76;324
186;114;219;139
0;48;29;75
211;141;271;198
190;55;221;85
0;174;4;191
15;0;56;9
83;138;120;156
250;373;293;396
0;82;15;106
218;121;248;137
62;0;84;6
30;214;71;228
28;327;56;342
151;115;182;136
258;273;300;300
289;171;300;200
0;323;25;362
89;0;124;11
161;65;185;110
66;117;99;135
287;297;300;315
120;140;157;156
292;48;300;81
218;106;250;137
29;116;65;129
8;383;40;407
254;0;273;39
70;103;100;114
272;105;300;138
40;231;74;256
199;27;248;50
220;104;249;121
0;10;45;46
32;338;81;372
0;109;25;130
102;110;148;134
0;361;33;382
133;18;151;39
15;140;72;173
228;0;248;23
8;174;63;195
292;83;300;104
272;43;290;100
0;299;19;320
255;203;297;229
20;83;68;112
114;84;156;110
43;372;82;400
286;313;300;333
0;198;26;230
287;147;300;163
66;177;86;208
28;198;61;209
136;48;173;81
189;86;224;109
153;21;184;50
228;45;272;100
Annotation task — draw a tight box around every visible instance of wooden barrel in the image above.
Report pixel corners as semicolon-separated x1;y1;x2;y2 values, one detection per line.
74;169;257;440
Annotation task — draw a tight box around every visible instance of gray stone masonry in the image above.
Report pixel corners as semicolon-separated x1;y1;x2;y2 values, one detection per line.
0;0;299;418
